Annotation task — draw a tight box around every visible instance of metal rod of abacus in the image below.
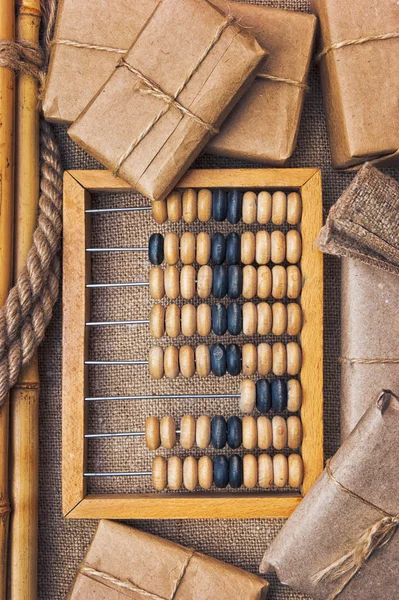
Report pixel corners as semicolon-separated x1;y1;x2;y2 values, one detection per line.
86;247;147;252
86;206;152;214
84;471;152;477
86;282;148;288
84;393;241;401
86;319;149;326
85;360;148;365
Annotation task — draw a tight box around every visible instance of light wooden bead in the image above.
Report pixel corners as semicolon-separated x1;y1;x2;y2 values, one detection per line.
271;230;285;264
242;191;257;224
145;416;161;450
273;454;288;488
196;232;211;265
257;416;272;449
241;231;256;265
287;342;302;375
183;456;198;491
152;456;167;491
164;265;180;299
257;302;272;335
287;265;301;299
148;346;164;379
287;416;302;449
287;192;302;225
197;303;211;336
180;345;195;378
272;302;287;335
149;266;164;299
242;416;257;450
152;199;167;224
242;343;257;376
167;190;181;222
182;188;197;223
286;230;302;264
255;230;270;265
150;304;165;339
257;191;272;224
243;454;258;488
272;191;287;225
272;416;287;450
198;455;213;490
180;232;196;265
168;456;183;490
164;345;179;379
164;232;179;265
198;189;212;222
165;304;180;338
257;342;272;376
272;266;287;299
242;302;257;336
180;415;196;449
288;454;304;487
272;342;287;376
181;303;196;337
197;265;212;298
243;265;257;299
287;303;302;335
160;416;176;449
196;415;211;448
239;379;256;413
180;265;196;300
287;379;302;412
257;266;272;299
195;344;211;377
258;453;273;488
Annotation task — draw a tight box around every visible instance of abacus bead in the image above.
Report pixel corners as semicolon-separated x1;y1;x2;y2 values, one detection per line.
148;233;164;265
181;265;196;300
212;189;227;222
287;342;302;375
180;415;196;449
257;342;272;376
213;455;229;488
227;189;242;224
257;266;272;299
210;343;227;377
228;265;242;299
226;344;241;376
287;192;302;225
272;415;287;450
183;456;198;491
258;454;273;488
288;454;304;487
242;416;257;450
164;265;180;299
256;379;271;414
160;416;176;449
272;191;287;225
242;191;257;224
242;343;257;376
145;416;161;450
150;304;165;339
179;345;195;378
198;189;212;222
167;191;181;222
149;266;164;299
243;454;258;489
241;231;256;265
287;303;302;335
148;346;164;379
273;454;288;488
198;456;213;490
256;231;271;265
212;265;228;299
271;230;286;264
287;379;302;412
242;302;257;336
239;379;256;413
164;345;179;379
211;415;227;449
165;304;180;338
195;344;211;377
227;416;242;449
164;232;179;265
168;456;183;491
272;302;287;336
152;199;167;224
257;302;272;335
286;230;302;264
273;342;287;376
257;191;272;224
287;415;302;449
196;232;211;265
197;265;213;298
182;188;197;223
227;302;242;335
272;379;288;411
287;265;301;299
196;415;211;448
257;416;272;449
152;456;167;491
242;265;257;299
197;303;212;336
229;455;243;488
181;303;196;337
211;232;226;265
180;232;196;265
226;232;240;265
212;303;227;335
272;266;287;299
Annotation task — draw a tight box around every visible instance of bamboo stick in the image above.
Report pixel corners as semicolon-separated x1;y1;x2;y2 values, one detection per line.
9;1;41;599
0;0;15;597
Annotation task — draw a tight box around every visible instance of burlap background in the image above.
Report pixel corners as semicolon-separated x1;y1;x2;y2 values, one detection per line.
37;0;399;597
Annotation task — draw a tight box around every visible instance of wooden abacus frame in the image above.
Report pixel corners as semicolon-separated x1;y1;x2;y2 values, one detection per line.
62;168;323;520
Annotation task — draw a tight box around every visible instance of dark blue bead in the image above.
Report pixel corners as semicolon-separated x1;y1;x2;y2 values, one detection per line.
256;379;272;414
226;232;240;265
211;415;227;449
227;190;242;224
272;379;288;412
226;344;241;376
229;455;243;488
212;189;228;222
212;265;228;298
210;343;227;376
227;265;242;299
211;232;226;265
148;233;164;265
212;304;227;335
227;303;242;335
213;455;229;488
227;416;242;449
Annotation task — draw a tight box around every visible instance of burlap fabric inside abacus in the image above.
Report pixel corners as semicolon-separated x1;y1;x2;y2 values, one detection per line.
38;1;399;598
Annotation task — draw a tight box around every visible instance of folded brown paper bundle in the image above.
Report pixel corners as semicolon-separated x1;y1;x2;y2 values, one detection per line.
67;520;269;599
68;0;266;201
261;391;399;600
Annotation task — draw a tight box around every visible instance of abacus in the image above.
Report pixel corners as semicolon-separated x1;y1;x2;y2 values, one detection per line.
63;168;323;519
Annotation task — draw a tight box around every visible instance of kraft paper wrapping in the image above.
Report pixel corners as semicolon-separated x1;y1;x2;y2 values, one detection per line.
310;0;399;171
68;0;266;201
67;520;269;600
260;391;399;599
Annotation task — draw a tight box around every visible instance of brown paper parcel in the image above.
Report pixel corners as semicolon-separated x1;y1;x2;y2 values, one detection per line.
310;0;399;171
67;520;269;600
260;391;399;600
68;0;266;201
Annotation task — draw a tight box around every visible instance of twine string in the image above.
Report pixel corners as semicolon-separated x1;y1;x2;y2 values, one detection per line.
257;72;307;89
318;31;399;61
339;357;399;366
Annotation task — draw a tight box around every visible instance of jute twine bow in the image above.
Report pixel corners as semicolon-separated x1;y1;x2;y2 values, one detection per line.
317;31;399;61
